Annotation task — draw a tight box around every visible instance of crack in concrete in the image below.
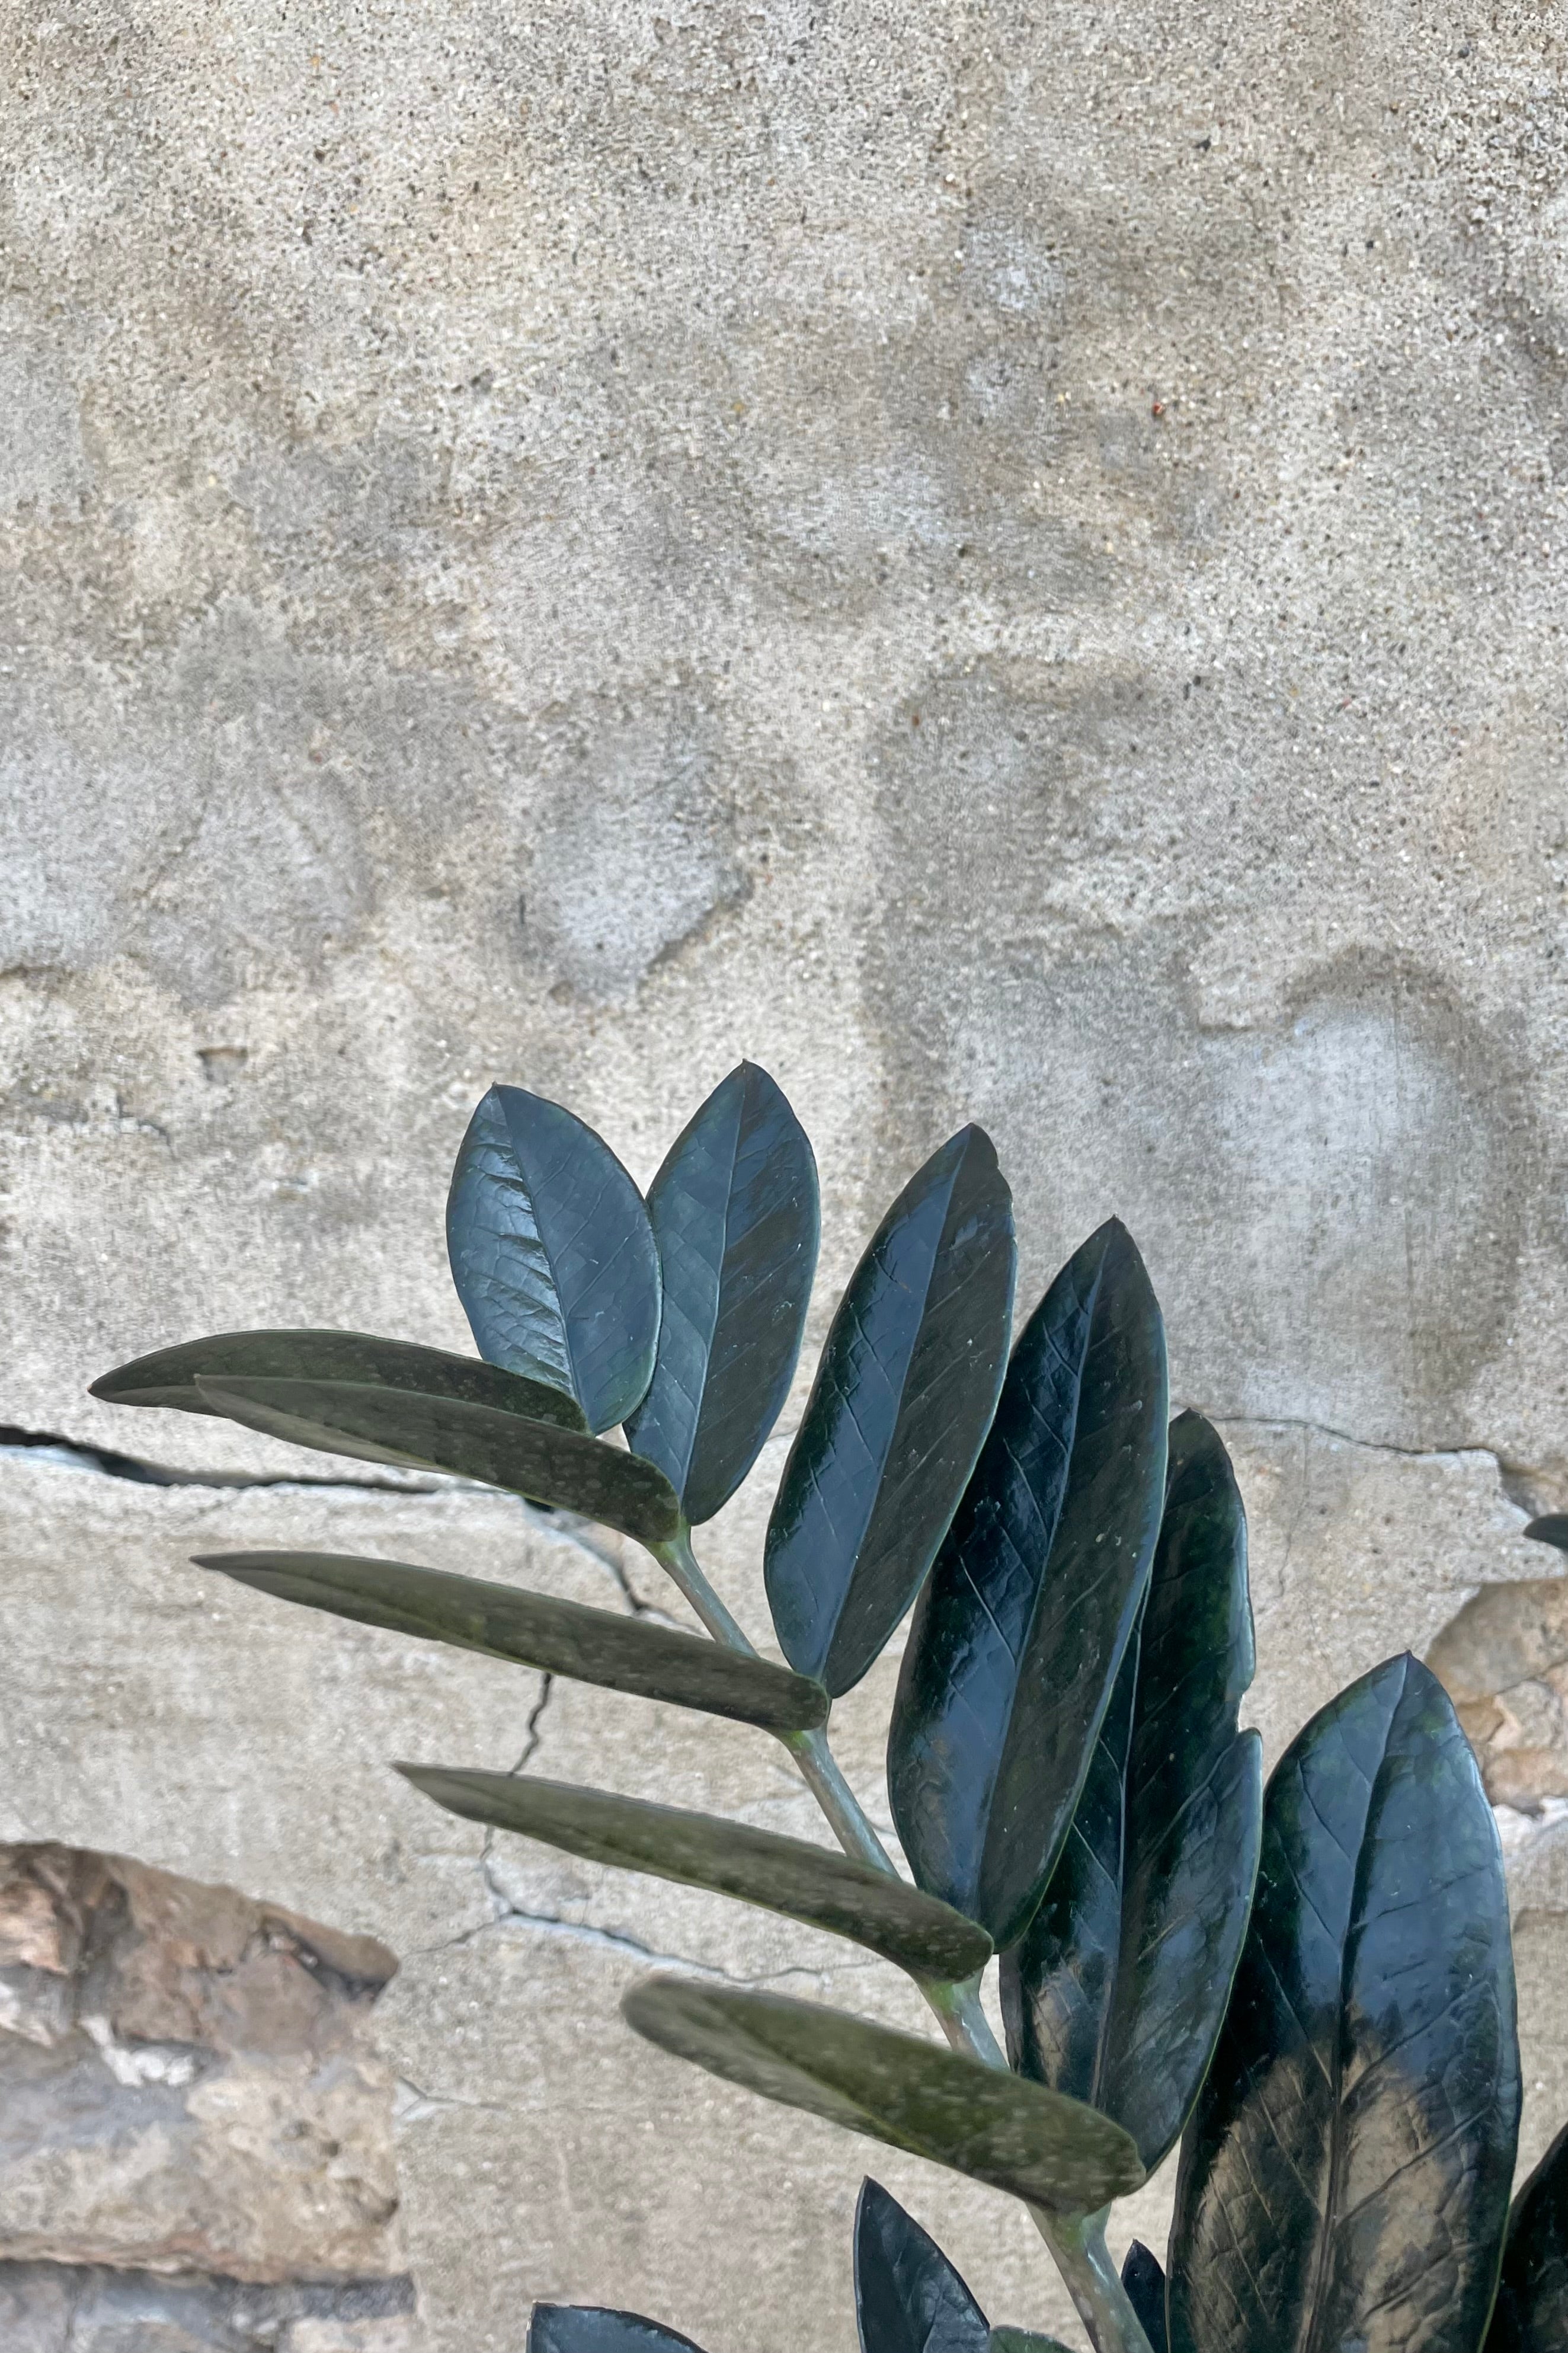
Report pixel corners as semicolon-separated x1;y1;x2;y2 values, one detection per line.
432;1898;856;1988
0;1424;446;1497
1211;1411;1525;1471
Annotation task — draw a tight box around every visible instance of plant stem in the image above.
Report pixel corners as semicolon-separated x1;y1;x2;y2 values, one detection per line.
1031;2207;1151;2353
647;1528;1151;2353
652;1530;762;1655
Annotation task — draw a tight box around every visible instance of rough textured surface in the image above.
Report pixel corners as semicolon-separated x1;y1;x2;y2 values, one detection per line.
5;0;1568;2347
0;2262;417;2353
0;1842;415;2345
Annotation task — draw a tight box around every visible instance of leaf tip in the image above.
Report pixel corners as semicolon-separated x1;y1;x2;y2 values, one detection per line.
1525;1512;1568;1554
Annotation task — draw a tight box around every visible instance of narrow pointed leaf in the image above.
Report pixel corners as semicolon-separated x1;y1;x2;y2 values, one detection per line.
889;1219;1169;1948
622;1977;1145;2211
1169;1654;1520;2353
855;2179;989;2353
194;1377;681;1542
447;1085;661;1431
529;2309;709;2353
764;1126;1015;1696
626;1063;819;1524
1525;1513;1568;1553
1119;2245;1167;2353
401;1767;991;1979
988;2332;1075;2353
196;1551;827;1734
1485;2119;1568;2353
89;1328;587;1431
1002;1412;1263;2170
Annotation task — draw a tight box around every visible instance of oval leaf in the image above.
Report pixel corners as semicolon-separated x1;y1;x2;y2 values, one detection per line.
89;1328;587;1431
764;1127;1015;1697
1119;2244;1167;2353
1168;1653;1520;2353
194;1377;681;1543
530;2309;709;2353
622;1977;1145;2211
1001;1412;1263;2171
1486;2119;1568;2353
196;1551;827;1734
855;2178;989;2353
401;1767;991;1980
988;2332;1076;2353
889;1219;1169;1948
626;1063;819;1524
447;1085;661;1431
1525;1513;1568;1553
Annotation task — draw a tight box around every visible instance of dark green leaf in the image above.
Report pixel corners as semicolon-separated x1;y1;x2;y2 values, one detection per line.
764;1127;1015;1697
194;1377;681;1543
195;1551;827;1734
1119;2244;1167;2353
1485;2119;1568;2353
626;1063;819;1525
529;2308;708;2353
622;1977;1145;2211
1525;1514;1568;1553
1169;1653;1520;2353
987;2331;1076;2353
855;2179;989;2353
889;1220;1169;1948
89;1328;587;1432
447;1085;661;1431
1001;1412;1263;2170
401;1767;991;1979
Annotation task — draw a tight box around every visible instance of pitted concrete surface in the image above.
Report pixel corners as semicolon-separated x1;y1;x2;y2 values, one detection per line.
4;4;1568;2348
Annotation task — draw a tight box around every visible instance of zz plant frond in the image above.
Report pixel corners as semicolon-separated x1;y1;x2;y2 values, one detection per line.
94;1059;1557;2353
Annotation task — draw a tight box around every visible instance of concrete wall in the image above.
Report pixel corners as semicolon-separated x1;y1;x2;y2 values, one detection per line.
4;0;1568;2345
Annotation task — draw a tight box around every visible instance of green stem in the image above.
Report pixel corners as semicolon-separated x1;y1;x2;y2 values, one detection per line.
651;1529;762;1656
644;1528;1151;2353
1031;2207;1151;2353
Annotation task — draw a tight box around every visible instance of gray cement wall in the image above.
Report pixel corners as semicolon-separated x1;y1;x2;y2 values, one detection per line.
4;1;1568;2346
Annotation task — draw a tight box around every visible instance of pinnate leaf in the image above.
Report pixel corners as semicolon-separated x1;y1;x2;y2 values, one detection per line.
764;1126;1015;1697
447;1085;660;1431
622;1977;1145;2211
194;1376;681;1542
529;2309;709;2353
1001;1411;1262;2169
627;1062;818;1524
90;1328;587;1430
854;2179;989;2353
401;1767;991;1979
889;1219;1169;1948
1484;2119;1568;2353
1169;1653;1520;2353
197;1550;826;1733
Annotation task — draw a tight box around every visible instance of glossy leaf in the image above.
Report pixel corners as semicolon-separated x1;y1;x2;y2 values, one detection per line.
529;2309;708;2353
1525;1514;1568;1553
622;1977;1145;2211
889;1219;1169;1948
196;1550;827;1734
194;1376;681;1543
89;1328;587;1431
447;1085;660;1431
401;1767;991;1979
988;2332;1075;2353
1001;1411;1263;2170
626;1062;819;1524
1485;2118;1568;2353
1169;1653;1520;2353
855;2179;989;2353
1119;2244;1167;2353
764;1126;1015;1696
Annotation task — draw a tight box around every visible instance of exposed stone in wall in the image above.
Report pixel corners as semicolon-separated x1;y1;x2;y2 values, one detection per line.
0;2262;417;2353
1429;1577;1568;1810
0;1843;418;2348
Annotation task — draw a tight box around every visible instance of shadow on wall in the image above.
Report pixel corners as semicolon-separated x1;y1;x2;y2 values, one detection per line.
0;1843;418;2352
